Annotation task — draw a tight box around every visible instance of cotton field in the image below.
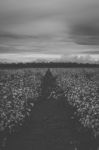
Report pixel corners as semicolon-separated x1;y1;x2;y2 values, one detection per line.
55;68;99;137
0;67;99;149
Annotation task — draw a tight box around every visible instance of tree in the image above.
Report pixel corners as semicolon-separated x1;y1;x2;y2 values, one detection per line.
40;69;57;99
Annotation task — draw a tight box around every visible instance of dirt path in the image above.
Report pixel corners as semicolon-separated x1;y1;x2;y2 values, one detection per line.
6;98;78;150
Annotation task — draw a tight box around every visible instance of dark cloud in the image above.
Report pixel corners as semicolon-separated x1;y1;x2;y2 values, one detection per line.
70;23;99;45
68;2;99;46
83;50;99;54
72;24;99;36
0;32;39;40
0;44;46;53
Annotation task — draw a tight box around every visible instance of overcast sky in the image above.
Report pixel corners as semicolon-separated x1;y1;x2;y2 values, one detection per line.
0;0;99;61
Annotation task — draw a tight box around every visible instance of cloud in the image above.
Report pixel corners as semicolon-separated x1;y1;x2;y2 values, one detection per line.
0;53;62;63
68;2;99;45
0;0;99;56
83;50;99;54
70;23;99;45
1;0;98;36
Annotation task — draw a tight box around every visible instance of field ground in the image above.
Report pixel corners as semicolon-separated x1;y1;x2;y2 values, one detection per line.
6;98;78;150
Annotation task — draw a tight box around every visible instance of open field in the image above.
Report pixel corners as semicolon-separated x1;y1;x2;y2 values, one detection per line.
0;67;99;150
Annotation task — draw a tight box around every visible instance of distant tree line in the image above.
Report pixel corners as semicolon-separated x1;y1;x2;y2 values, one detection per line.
0;62;99;69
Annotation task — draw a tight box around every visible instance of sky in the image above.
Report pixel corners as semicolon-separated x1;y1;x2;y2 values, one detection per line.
0;0;99;62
